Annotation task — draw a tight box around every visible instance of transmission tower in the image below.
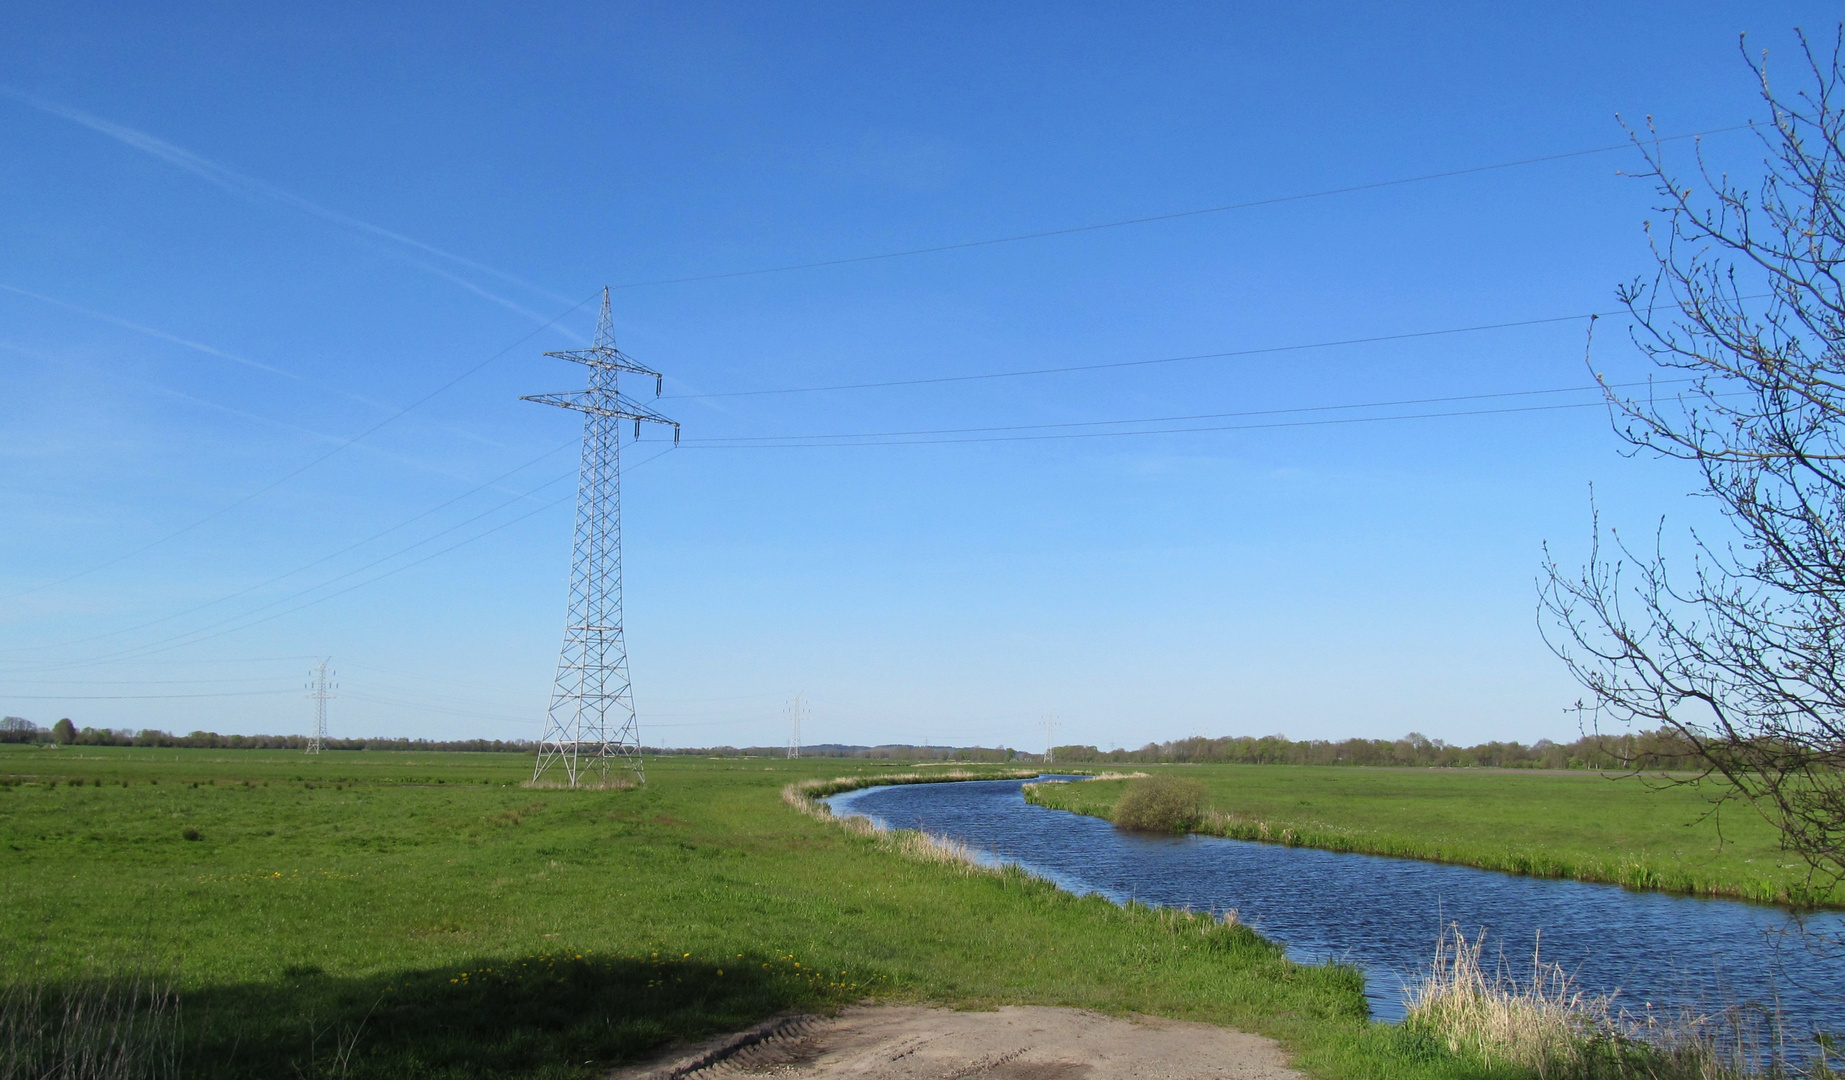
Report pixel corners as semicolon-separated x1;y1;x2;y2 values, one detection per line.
525;288;679;788
785;694;806;760
304;658;335;754
1044;713;1055;765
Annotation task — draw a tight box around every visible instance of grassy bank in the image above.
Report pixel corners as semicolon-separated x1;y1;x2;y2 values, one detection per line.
1023;766;1839;907
0;745;1524;1080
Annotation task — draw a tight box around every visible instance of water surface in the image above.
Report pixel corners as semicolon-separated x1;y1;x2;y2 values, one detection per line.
827;776;1845;1032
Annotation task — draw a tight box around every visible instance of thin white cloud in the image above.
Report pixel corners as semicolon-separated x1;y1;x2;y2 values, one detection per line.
0;283;513;448
139;381;513;487
1;87;577;312
0;283;302;380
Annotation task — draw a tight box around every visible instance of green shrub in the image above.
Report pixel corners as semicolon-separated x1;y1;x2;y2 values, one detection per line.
1112;775;1206;833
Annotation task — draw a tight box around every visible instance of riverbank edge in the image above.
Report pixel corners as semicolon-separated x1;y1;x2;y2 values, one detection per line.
781;767;1051;872
777;768;1451;1080
1021;779;1842;910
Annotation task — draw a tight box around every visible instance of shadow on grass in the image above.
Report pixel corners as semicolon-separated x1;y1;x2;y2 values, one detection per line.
181;951;868;1079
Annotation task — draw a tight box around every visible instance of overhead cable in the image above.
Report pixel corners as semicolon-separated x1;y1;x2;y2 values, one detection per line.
688;377;1682;448
0;290;600;605
613;123;1755;292
665;310;1622;399
45;470;581;668
694;379;1676;444
3;689;296;700
686;398;1611;449
41;445;679;670
0;437;581;655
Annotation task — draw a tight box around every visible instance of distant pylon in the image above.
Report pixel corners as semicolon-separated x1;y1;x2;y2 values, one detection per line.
786;694;806;760
525;288;679;788
1044;713;1055;765
305;659;335;754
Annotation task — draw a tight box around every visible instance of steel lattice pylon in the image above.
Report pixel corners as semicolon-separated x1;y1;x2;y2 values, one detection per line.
304;658;335;755
525;288;679;788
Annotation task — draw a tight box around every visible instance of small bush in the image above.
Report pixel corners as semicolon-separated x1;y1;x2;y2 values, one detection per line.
1112;775;1206;833
181;827;201;842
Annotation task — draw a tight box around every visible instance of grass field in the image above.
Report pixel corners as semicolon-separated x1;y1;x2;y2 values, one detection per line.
1024;765;1839;907
0;745;1517;1080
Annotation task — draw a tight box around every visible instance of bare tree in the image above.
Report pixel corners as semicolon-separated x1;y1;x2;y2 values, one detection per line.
1541;28;1845;903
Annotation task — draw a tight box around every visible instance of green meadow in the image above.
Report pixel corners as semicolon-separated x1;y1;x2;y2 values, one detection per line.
1025;765;1839;907
0;745;1513;1080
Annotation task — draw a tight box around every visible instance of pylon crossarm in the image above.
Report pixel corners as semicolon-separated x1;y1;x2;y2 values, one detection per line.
521;391;679;427
542;346;662;380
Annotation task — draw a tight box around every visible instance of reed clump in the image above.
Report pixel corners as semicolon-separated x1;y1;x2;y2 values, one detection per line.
1405;924;1729;1080
0;974;180;1080
1112;774;1206;833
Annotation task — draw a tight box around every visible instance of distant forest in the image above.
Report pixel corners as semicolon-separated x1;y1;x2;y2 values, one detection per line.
0;718;530;754
1037;730;1706;770
694;730;1705;770
1;716;1701;770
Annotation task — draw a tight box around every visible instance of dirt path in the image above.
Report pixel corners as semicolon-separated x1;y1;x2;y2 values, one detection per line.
610;1005;1305;1080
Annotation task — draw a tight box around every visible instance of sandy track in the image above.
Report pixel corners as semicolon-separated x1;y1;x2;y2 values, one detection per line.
609;1005;1304;1080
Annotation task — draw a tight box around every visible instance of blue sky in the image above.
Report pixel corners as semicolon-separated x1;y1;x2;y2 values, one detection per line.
0;2;1829;750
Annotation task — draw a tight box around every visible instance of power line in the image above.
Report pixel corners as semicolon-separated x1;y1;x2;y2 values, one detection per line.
0;371;1679;672
669;287;1773;403
0;284;508;441
48;472;579;668
2;373;1632;671
41;445;679;670
339;689;536;726
3;689;296;700
686;397;1611;449
694;378;1665;444
686;376;1684;448
0;436;581;654
611;123;1756;293
0;677;285;686
0;290;600;605
2;655;321;668
669;311;1632;400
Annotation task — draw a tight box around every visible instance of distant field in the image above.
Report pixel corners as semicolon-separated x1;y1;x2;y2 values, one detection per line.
1025;765;1837;907
0;746;1493;1080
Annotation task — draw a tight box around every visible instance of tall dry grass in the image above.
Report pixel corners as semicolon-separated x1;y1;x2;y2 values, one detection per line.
1406;924;1639;1077
1397;923;1844;1080
0;974;180;1080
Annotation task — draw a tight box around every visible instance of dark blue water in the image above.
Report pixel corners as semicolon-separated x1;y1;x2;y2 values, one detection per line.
826;776;1845;1033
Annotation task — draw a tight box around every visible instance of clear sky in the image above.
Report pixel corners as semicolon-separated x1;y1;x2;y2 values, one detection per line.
1;2;1830;751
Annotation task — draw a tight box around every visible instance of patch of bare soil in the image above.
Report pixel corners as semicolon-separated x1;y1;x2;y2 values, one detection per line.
608;1005;1304;1080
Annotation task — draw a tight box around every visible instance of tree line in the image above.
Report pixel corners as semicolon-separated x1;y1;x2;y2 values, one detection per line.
1;716;1705;769
1043;729;1706;770
0;718;532;754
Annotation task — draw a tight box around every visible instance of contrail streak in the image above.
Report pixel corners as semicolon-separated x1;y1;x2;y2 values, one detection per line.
0;281;510;441
0;282;302;380
1;88;575;311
